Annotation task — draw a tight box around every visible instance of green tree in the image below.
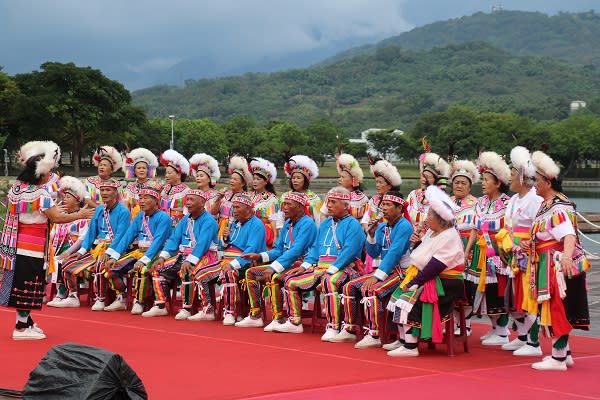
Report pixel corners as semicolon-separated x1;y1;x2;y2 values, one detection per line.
304;117;345;165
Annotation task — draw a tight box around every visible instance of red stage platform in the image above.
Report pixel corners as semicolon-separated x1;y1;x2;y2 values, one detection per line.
1;306;599;399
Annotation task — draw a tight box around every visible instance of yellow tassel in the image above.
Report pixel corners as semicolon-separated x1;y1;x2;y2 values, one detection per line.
476;236;488;293
400;265;419;289
540;301;551;328
520;258;538;315
495;228;513;253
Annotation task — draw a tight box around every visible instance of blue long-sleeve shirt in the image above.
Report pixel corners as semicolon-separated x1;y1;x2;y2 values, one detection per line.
105;209;172;265
222;215;266;270
301;214;365;274
159;211;218;265
78;202;130;254
366;217;413;281
259;215;317;273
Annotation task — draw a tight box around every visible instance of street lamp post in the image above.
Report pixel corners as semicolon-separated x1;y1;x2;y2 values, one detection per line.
169;115;175;149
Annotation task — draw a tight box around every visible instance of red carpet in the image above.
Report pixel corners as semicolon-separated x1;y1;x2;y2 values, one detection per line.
1;306;599;399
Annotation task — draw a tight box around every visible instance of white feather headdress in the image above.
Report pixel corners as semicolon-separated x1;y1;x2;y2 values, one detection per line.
18;140;61;178
59;176;86;201
160;149;190;176
284;155;319;182
510;146;535;179
449;159;480;184
189;153;221;186
227;156;253;185
531;151;560;180
425;185;458;222
93;146;123;172
123;147;158;179
420;152;449;178
370;159;402;187
477;151;510;185
336;153;364;183
250;157;277;184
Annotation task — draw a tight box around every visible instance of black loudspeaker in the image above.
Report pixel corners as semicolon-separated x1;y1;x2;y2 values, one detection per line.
22;343;147;400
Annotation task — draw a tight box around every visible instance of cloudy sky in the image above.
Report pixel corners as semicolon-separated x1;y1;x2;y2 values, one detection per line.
1;0;596;90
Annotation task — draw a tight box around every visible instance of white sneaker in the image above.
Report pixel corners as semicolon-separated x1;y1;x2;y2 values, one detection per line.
502;338;526;351
235;316;264;328
329;329;357;343
387;346;419;357
355;335;382;349
175;309;192;320
46;296;65;307
13;327;46;341
223;313;236;326
104;299;126;312
382;340;403;351
532;357;567;371
142;305;168;317
513;343;543;356
263;320;283;332
91;300;105;311
131;302;143;315
479;329;495;341
51;295;80;308
454;326;471;336
544;355;574;367
320;327;339;342
31;324;44;335
273;320;304;334
482;334;509;346
187;307;215;321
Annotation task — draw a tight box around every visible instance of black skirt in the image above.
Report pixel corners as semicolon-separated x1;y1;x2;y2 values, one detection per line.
564;273;590;331
465;279;506;315
2;255;46;310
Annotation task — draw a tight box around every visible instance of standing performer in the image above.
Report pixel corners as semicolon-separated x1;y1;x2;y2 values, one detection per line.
60;178;130;310
159;149;190;228
249;157;279;247
464;151;511;346
235;192;317;330
331;191;413;349
0;141;94;340
122;147;159;219
278;155;322;228
527;151;590;371
275;187;365;340
84;146;123;207
387;186;464;357
215;156;253;242
321;154;368;221
189;153;221;217
219;193;266;325
102;186;172;312
46;177;90;306
498;146;544;356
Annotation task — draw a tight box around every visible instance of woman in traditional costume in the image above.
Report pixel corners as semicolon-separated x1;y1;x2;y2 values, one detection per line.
249;157;279;248
122;147;159;219
159;149;190;228
278;155;322;228
189;153;221;217
0;141;94;340
216;156;253;241
321;153;368;222
84;146;123;206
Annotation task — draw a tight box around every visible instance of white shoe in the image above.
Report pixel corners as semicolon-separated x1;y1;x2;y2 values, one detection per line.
454;326;471;336
543;355;574;367
223;313;236;326
31;324;44;335
479;329;495;341
532;357;567;371
142;305;168;317
188;307;216;321
235;316;264;328
513;343;543;356
328;329;357;343
91;300;105;311
382;340;403;351
355;335;382;349
104;299;126;311
387;346;419;357
273;320;304;334
175;309;192;320
482;334;509;346
46;296;65;307
131;302;143;315
13;327;46;341
502;338;526;351
263;320;283;332
51;295;80;308
320;327;339;342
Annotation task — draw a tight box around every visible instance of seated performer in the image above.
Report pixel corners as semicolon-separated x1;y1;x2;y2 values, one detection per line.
141;189;219;317
275;187;365;341
235;192;317;330
159;149;190;228
387;186;465;357
102;186;172;312
59;179;130;310
84;146;123;207
219;193;267;325
330;191;413;349
122;147;159;219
